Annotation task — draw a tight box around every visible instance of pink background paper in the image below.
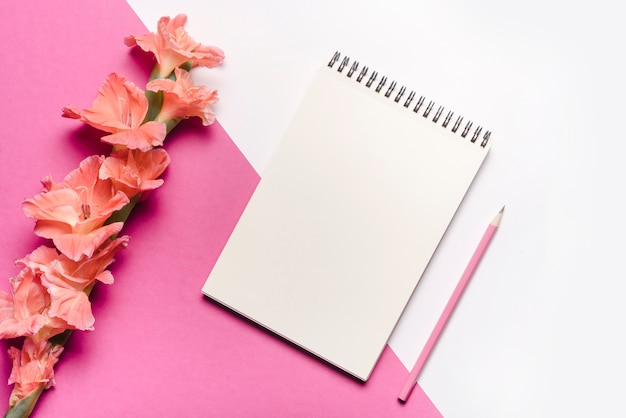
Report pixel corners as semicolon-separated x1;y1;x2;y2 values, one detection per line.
1;1;442;416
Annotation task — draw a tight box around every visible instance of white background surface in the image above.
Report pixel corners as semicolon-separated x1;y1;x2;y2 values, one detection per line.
127;1;626;416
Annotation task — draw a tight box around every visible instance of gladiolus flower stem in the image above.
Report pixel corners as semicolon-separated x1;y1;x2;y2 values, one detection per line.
143;90;164;124
4;65;181;415
2;16;224;413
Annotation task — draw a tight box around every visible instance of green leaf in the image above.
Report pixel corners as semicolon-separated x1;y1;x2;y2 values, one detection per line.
4;386;44;418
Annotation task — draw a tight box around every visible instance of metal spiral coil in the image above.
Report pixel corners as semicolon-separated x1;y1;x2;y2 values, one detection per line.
328;51;491;147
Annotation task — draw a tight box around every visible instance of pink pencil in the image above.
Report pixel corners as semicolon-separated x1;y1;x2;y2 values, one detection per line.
398;207;504;402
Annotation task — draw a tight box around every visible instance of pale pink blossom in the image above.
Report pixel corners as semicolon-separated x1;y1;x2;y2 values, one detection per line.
8;338;63;407
17;247;92;330
62;73;166;151
18;238;128;331
125;14;224;78
147;67;218;125
21;238;129;288
0;268;49;340
22;155;129;261
0;265;71;343
100;148;170;200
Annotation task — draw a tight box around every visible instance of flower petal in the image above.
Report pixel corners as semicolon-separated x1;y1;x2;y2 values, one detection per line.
61;105;82;119
52;222;124;261
82;73;149;132
23;189;81;225
45;286;94;331
100;121;166;151
100;148;170;198
147;68;218;125
126;14;224;77
0;269;50;339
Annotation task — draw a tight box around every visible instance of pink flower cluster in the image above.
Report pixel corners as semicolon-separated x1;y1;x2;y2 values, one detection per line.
0;14;223;409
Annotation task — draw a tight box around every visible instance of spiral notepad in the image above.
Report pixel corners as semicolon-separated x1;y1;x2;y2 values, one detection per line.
203;52;491;381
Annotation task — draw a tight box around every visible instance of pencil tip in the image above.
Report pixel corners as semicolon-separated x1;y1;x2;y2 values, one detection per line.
491;206;504;226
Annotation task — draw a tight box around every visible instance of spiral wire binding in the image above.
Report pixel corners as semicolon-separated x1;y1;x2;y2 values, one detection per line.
328;52;491;147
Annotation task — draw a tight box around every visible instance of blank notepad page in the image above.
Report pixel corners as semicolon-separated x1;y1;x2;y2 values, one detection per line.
203;54;491;381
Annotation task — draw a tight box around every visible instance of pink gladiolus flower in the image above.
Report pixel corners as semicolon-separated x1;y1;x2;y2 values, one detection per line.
62;73;166;151
7;338;63;407
100;148;171;200
124;14;224;78
0;268;49;340
0;266;71;342
147;67;218;125
22;155;130;261
18;238;128;331
21;239;129;288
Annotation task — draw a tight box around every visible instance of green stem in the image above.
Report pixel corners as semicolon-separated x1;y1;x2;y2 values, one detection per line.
143;89;163;124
